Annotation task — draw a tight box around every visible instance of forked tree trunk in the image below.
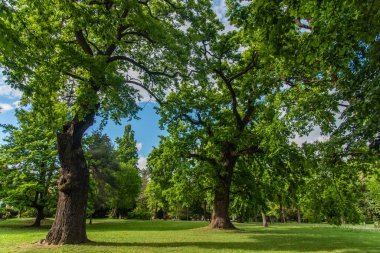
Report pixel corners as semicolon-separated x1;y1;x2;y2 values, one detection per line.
31;206;44;227
44;111;96;245
209;151;236;229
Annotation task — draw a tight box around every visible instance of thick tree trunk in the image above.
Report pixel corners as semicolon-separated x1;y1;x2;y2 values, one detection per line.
209;149;236;229
261;209;268;227
44;111;96;245
209;186;235;229
31;206;44;227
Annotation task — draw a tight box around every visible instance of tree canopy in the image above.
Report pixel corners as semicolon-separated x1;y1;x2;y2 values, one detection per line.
0;0;379;245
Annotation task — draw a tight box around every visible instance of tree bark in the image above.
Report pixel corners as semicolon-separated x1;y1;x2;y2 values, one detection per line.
44;110;96;245
261;209;268;227
297;207;302;224
209;186;235;229
209;149;236;229
31;206;44;227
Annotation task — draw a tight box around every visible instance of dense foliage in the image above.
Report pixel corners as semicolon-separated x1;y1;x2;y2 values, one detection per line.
0;0;379;245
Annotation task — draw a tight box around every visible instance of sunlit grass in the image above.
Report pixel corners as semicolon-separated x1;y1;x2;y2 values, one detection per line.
0;218;379;252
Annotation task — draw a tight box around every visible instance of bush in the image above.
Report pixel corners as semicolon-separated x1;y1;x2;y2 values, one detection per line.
128;209;151;220
0;208;17;219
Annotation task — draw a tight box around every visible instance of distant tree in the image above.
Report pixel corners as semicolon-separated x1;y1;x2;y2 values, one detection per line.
0;109;60;227
300;139;375;225
110;125;141;218
366;174;380;227
84;126;141;219
84;131;119;221
147;137;210;220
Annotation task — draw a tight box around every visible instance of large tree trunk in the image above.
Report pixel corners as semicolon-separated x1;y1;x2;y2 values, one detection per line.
209;149;236;229
209;186;235;229
31;206;44;227
44;111;96;245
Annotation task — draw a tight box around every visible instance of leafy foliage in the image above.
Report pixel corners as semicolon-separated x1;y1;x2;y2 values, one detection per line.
0;108;61;223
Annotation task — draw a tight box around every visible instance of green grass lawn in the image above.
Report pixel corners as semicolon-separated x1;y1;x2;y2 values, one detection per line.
0;219;379;253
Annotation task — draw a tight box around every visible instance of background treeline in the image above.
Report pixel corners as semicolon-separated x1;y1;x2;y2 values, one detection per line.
146;137;380;227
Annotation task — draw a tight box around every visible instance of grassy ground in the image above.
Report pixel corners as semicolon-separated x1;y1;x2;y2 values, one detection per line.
0;218;379;253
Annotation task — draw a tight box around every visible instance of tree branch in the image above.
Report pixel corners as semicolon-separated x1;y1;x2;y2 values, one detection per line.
108;55;179;78
214;68;243;130
104;8;130;56
75;30;94;56
65;72;85;82
241;99;254;130
187;153;218;167
229;52;257;82
233;145;262;156
121;31;156;44
125;79;163;105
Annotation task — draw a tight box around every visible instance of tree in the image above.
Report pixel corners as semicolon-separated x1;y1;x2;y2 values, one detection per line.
84;131;119;220
366;173;380;227
153;22;306;228
109;162;141;218
84;127;142;220
0;108;60;227
299;139;375;224
0;0;210;244
110;125;141;218
147;137;210;220
151;0;380;230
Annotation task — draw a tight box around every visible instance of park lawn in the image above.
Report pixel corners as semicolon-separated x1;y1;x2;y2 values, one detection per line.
0;219;379;253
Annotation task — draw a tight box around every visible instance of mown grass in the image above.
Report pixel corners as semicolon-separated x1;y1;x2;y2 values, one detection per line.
0;218;379;253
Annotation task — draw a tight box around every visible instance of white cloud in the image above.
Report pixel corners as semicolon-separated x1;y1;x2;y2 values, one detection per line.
137;156;147;171
136;142;143;151
212;0;237;33
133;83;155;103
292;126;329;146
12;100;21;109
213;0;227;22
0;103;14;112
0;74;22;98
